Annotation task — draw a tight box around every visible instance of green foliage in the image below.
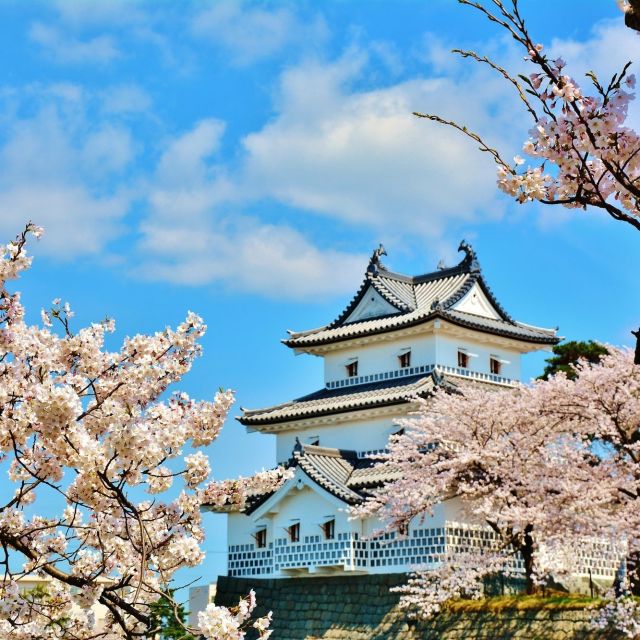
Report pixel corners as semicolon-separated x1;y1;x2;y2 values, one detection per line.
539;340;608;381
148;590;196;640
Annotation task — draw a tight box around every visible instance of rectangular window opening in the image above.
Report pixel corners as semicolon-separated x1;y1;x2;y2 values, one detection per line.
287;522;300;543
398;350;411;368
346;360;358;377
253;528;267;549
321;519;335;540
457;350;469;369
490;357;501;375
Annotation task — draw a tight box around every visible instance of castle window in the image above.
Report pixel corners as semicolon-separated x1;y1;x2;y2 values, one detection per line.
253;527;267;549
457;350;469;368
398;350;411;368
490;357;501;375
346;360;358;378
321;518;335;540
287;522;300;543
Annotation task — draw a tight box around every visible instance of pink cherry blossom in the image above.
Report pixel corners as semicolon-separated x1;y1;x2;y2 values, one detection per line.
0;224;284;638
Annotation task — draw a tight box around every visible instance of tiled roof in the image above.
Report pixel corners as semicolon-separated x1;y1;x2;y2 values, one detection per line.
239;373;437;427
295;446;364;504
283;241;558;348
240;443;402;513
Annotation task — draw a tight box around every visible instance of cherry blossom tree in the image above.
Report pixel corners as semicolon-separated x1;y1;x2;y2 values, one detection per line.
355;379;618;603
0;223;289;639
536;349;640;579
416;0;640;230
357;349;640;627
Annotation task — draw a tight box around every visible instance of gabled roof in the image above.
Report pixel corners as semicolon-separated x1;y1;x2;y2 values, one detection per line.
283;241;558;349
238;443;402;514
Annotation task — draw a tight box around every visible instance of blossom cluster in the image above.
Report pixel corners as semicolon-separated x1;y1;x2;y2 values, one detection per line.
0;225;284;638
199;467;293;511
198;590;273;640
427;1;640;229
493;33;640;230
502;57;640;213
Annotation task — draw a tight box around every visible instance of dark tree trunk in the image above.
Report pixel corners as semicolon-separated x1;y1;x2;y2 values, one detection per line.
626;0;640;33
624;552;640;596
521;524;537;595
630;329;640;592
633;329;640;365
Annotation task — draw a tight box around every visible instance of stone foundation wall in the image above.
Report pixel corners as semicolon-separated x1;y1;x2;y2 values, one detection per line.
214;573;625;640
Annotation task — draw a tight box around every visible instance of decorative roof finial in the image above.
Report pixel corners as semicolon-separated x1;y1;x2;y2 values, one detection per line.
437;259;447;270
367;243;387;274
293;437;303;456
458;240;481;273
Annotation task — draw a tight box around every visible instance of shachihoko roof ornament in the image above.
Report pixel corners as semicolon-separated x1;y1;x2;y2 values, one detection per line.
283;241;559;349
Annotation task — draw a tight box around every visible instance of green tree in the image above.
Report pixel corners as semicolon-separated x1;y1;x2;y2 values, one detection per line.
539;340;609;381
148;590;196;640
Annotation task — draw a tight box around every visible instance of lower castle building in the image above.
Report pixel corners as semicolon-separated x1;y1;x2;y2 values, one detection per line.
207;243;622;586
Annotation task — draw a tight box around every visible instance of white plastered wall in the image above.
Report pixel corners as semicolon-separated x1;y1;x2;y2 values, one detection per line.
323;331;522;384
452;282;501;319
435;334;521;380
324;335;436;384
228;484;355;550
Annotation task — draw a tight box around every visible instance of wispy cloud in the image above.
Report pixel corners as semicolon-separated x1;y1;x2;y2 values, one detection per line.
11;9;635;299
137;119;363;299
240;48;520;242
138;217;365;299
0;87;133;256
100;85;152;115
190;1;327;65
29;22;120;64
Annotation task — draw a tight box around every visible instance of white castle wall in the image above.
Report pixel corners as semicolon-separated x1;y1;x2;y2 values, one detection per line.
323;332;521;385
227;490;621;582
324;336;436;384
435;335;521;381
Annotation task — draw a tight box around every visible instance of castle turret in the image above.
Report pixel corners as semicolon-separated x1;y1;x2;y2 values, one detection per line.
208;243;562;579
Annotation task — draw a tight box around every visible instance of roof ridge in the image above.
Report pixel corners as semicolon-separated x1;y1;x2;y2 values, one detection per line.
439;272;476;310
369;273;413;312
319;241;480;332
474;276;515;324
295;452;362;503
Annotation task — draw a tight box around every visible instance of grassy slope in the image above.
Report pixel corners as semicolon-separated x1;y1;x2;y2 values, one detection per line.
444;593;602;612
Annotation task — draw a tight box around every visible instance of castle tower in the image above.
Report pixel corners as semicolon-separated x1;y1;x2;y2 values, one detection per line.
208;242;559;579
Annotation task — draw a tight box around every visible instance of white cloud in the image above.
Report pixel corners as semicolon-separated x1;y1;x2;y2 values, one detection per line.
240;51;521;241
0;186;127;257
190;1;327;65
0;90;133;257
101;85;152;115
133;41;528;298
82;126;134;175
550;19;640;85
156;120;226;187
138;218;365;300
138;119;362;299
29;22;120;64
549;20;640;128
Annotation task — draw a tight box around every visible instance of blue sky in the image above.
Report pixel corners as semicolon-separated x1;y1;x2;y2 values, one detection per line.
2;0;639;586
